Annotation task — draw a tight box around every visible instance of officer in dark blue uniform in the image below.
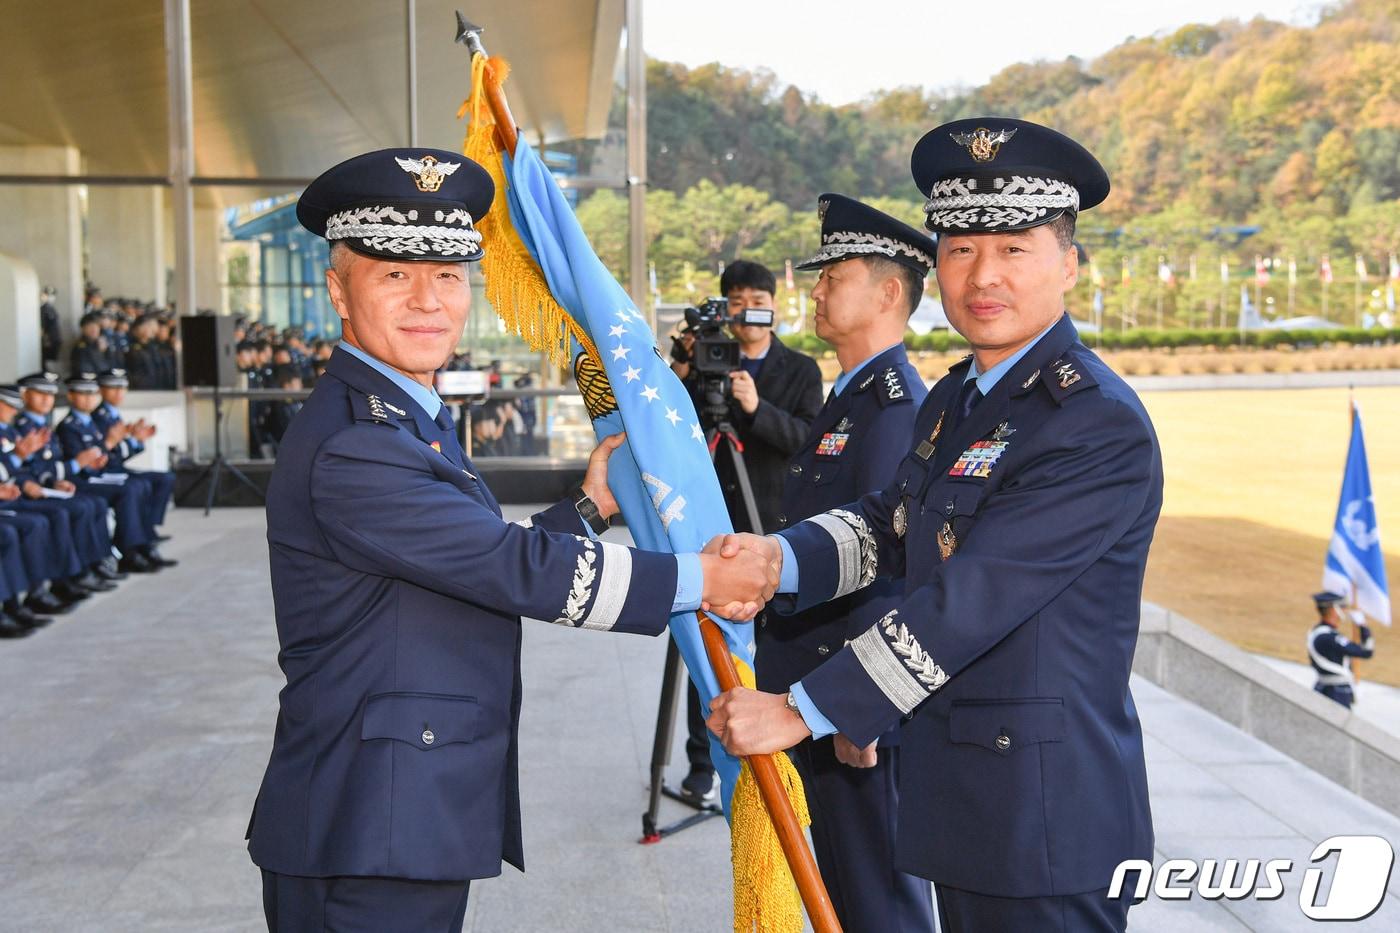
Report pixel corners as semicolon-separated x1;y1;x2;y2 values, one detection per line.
247;147;776;933
759;193;936;932
1307;591;1375;708
708;119;1161;932
47;373;171;573
93;368;177;541
4;378;122;599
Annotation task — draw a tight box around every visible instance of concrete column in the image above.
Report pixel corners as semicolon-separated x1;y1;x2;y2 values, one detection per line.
0;251;41;380
87;186;167;305
193;202;224;313
0;145;84;334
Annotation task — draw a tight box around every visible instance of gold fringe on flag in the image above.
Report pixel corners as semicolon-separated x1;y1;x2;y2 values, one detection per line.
459;54;598;369
729;655;811;933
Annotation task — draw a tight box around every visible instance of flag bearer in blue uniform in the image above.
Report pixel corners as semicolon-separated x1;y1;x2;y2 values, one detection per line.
247;147;777;933
1307;591;1375;708
758;193;936;932
706;119;1161;933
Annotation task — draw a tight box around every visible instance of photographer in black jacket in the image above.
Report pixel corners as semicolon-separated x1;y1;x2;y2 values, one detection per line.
670;259;823;801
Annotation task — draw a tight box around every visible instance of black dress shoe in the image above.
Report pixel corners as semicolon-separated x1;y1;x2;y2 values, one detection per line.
81;577;118;593
9;606;52;630
118;552;158;574
155;533;172;543
0;614;34;639
143;547;178;569
51;581;93;602
93;563;128;582
25;592;74;615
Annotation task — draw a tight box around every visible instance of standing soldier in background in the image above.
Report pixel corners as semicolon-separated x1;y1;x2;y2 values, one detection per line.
1307;591;1375;708
761;193;938;932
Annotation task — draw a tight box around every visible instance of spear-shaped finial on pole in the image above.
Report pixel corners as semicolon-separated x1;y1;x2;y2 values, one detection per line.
454;12;486;56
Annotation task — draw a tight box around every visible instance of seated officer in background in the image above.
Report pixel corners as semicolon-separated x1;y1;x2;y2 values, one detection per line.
47;374;173;573
69;311;117;377
758;194;937;932
93;369;176;542
0;524;35;638
1307;591;1375;708
248;148;776;932
0;498;58;636
0;383;120;611
708;119;1160;932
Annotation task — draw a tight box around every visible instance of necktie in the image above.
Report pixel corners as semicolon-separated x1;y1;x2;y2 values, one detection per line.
953;378;983;428
434;404;465;466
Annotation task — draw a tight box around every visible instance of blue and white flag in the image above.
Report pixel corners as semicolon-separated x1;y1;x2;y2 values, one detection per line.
1323;405;1391;625
500;137;752;807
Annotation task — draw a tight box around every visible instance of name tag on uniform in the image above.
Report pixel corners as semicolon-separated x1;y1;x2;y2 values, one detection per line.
816;432;850;457
947;440;1008;478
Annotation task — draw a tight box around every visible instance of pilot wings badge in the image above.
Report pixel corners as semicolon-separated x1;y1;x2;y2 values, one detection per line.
950;127;1017;163
395;155;461;193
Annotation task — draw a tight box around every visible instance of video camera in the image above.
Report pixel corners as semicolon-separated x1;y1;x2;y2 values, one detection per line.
670;298;774;375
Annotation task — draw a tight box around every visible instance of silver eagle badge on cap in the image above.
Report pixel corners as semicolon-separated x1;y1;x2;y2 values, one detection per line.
395;155;462;193
950;127;1017;163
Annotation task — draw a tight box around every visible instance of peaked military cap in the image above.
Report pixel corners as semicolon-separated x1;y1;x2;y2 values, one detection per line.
297;147;493;262
80;310;104;326
67;372;99;393
796;193;937;275
18;371;61;394
912;117;1109;234
1313;591;1346;608
98;369;130;388
0;384;22;408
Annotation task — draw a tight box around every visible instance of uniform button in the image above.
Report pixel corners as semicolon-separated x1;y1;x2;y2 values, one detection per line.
995;734;1011;752
945;501;955;514
812;471;822;482
817;644;830;656
790;464;803;475
776;514;787;527
421;729;435;746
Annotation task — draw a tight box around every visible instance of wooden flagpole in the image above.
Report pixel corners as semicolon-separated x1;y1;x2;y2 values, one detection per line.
454;14;840;931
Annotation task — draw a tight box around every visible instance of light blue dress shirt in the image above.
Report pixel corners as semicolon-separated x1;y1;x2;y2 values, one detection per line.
787;321;1060;737
338;341;701;614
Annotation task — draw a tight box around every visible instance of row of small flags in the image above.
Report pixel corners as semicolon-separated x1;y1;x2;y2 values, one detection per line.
1111;254;1400;287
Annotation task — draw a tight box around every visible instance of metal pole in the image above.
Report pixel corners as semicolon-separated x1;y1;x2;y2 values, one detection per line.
406;0;419;146
164;0;196;324
625;0;649;326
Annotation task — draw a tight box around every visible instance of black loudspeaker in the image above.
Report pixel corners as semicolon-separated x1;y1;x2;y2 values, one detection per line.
179;315;240;388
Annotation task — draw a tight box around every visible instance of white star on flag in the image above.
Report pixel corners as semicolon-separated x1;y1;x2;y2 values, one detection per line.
690;423;704;442
623;366;641;382
614;310;631;321
609;324;627;338
641;385;660;403
611;344;630;361
665;407;682;427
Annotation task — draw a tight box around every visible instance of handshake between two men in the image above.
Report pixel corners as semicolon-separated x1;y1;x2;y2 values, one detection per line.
693;532;877;770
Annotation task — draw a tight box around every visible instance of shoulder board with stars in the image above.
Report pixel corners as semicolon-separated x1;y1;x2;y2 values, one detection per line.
350;392;401;427
1040;353;1098;404
874;366;913;407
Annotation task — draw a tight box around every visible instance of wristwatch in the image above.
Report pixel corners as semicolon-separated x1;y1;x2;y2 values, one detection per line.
570;484;611;535
785;690;802;718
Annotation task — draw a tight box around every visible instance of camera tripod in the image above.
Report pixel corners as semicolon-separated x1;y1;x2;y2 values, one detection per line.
641;398;764;843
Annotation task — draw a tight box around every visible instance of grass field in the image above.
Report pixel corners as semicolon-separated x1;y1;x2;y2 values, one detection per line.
1139;386;1400;686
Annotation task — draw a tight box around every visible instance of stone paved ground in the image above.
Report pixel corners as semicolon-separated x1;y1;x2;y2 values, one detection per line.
0;507;1395;931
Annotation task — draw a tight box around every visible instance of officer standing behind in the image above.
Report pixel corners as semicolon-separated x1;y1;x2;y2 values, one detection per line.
670;259;824;802
247;148;776;933
761;194;936;932
706;119;1161;932
1307;591;1375;708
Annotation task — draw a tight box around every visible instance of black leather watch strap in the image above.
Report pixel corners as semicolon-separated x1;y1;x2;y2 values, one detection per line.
570;484;611;535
